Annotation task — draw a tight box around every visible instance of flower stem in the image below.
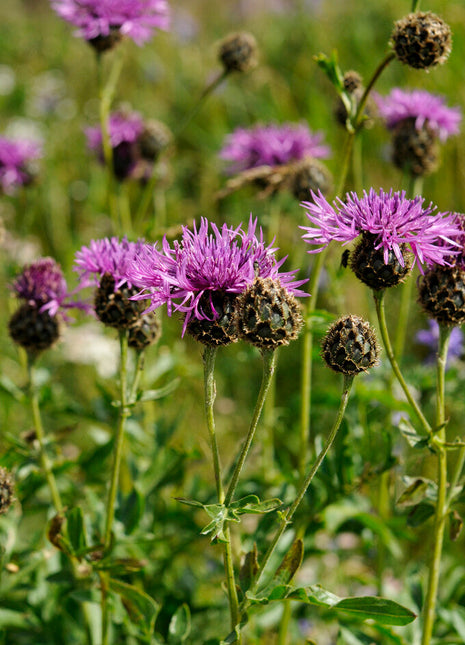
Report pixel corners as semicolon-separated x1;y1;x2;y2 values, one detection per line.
299;248;328;475
202;346;240;636
96;50;124;234
248;374;354;598
129;349;145;404
373;289;432;436
411;0;421;11
421;324;451;645
175;70;229;137
224;349;277;507
27;356;63;514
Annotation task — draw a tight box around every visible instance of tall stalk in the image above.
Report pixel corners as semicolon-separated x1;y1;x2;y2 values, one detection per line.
421;324;451;645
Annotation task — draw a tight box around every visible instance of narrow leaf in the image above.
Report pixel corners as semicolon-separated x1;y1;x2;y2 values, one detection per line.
109;578;160;637
239;544;259;594
334;596;416;626
168;603;191;644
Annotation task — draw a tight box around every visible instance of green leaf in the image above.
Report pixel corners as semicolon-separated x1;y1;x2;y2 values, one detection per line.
334;596;416;626
109;578;160;637
239;544;259;594
137;378;180;403
449;510;463;541
168;603;191;644
397;478;430;507
66;506;87;556
314;50;344;92
397;417;429;449
260;538;303;597
229;494;283;515
93;558;145;575
116;487;145;535
407;502;436;528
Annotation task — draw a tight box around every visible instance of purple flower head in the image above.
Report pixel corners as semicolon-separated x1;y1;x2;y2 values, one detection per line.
0;136;42;195
86;111;145;152
74;236;146;290
12;257;84;317
301;188;461;272
375;88;461;142
220;122;330;175
50;0;170;46
416;319;463;369
126;217;308;335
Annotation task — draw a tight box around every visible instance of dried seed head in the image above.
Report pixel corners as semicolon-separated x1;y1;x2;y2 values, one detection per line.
186;291;239;347
128;312;162;350
322;315;380;375
350;233;413;290
0;468;14;515
418;265;465;326
88;26;123;53
290;158;333;201
391;117;439;177
9;303;60;354
235;278;303;350
94;272;145;329
342;70;363;93
138;120;172;162
218;32;258;73
391;12;452;69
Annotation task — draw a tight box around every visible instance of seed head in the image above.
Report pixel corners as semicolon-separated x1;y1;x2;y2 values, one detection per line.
235;278;303;350
128;312;162;350
0;468;14;515
391;117;439;177
94;272;145;329
186;291;239;347
289;158;332;201
322;315;380;375
9;303;60;355
391;12;452;70
218;32;258;73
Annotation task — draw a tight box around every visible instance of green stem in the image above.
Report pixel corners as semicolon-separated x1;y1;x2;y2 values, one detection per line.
96;51;124;234
118;182;132;236
224;349;277;507
262;349;278;478
299;248;328;475
175;69;229;137
103;330;129;549
129;349;145;404
99;571;110;645
373;290;432;436
202;346;240;637
277;600;292;645
134;164;158;232
27;357;63;514
411;0;421;11
421;324;451;645
248;374;354;598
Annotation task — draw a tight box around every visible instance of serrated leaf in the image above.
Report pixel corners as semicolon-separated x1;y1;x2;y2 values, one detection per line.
334;596;416;626
109;578;160;637
168;603;191;644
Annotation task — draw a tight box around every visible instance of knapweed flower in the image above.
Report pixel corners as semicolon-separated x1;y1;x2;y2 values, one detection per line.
376;88;461;142
74;237;152;329
86;110;171;181
302;189;462;290
220;123;330;175
9;258;84;355
126;217;307;344
50;0;170;51
322;315;380;375
0;136;42;195
416;319;463;368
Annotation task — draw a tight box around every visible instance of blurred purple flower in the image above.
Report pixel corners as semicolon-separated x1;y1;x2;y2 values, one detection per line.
375;88;461;142
74;236;146;289
85;111;144;152
0;136;42;194
416;319;463;368
12;257;85;317
220;122;330;174
126;217;308;334
50;0;170;46
301;188;461;271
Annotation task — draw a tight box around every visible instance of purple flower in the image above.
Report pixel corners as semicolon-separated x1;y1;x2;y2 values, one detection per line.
220;123;330;174
301;188;461;271
375;88;461;142
416;319;463;368
74;236;146;289
12;257;84;317
126;217;308;334
50;0;170;47
0;136;42;195
86;111;145;152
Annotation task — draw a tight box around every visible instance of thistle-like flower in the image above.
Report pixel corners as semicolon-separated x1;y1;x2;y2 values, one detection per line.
9;258;84;354
220;122;330;175
75;237;152;330
0;136;42;195
50;0;170;51
126;217;307;343
301;189;461;286
322;315;380;375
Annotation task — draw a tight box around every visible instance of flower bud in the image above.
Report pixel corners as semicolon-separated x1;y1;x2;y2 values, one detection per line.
391;117;439;177
218;32;258;73
186;291;239;346
418;265;465;326
138;120;172;162
235;278;303;350
128;312;162;350
290;158;332;201
391;12;452;69
322;315;380;375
